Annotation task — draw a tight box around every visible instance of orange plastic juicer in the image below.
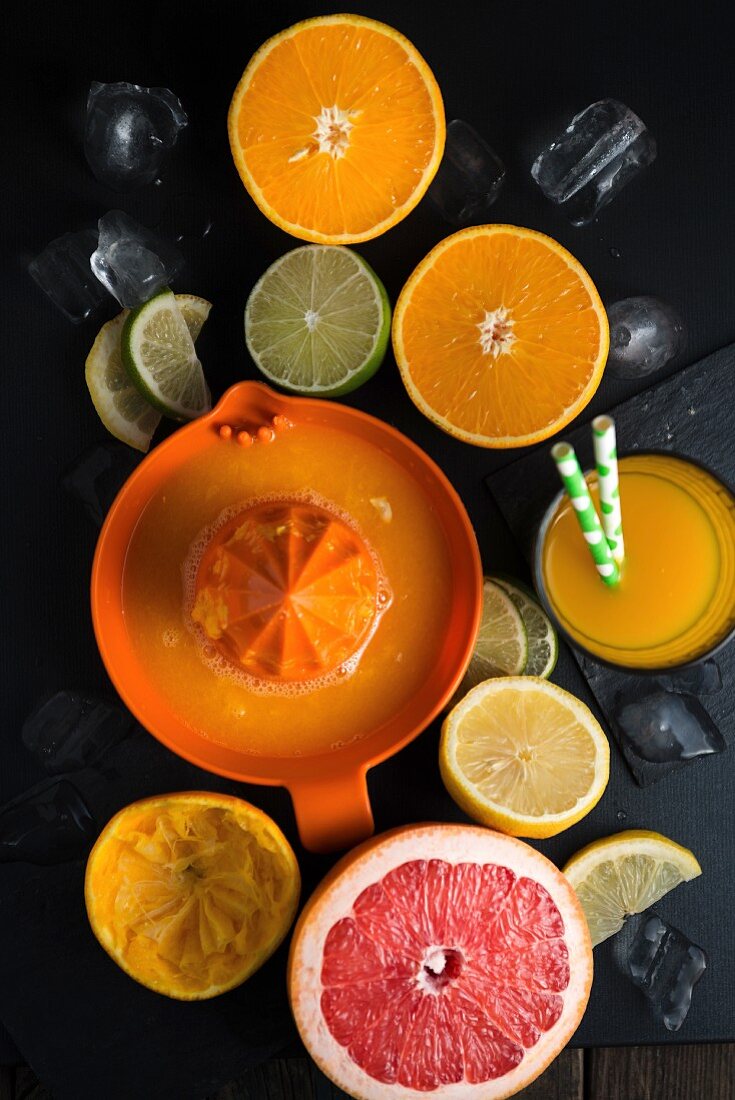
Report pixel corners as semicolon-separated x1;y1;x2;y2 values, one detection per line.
91;382;482;853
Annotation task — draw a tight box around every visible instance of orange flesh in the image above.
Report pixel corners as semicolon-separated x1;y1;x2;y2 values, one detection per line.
122;423;453;756
542;455;735;668
395;228;606;445
229;16;444;241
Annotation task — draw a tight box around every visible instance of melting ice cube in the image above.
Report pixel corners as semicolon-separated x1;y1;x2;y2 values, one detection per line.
612;688;725;764
28;230;106;323
428;119;505;226
61;441;141;527
531;99;656;225
626;911;707;1031
84;81;187;191
657;659;722;696
22;691;136;774
90;210;184;308
606;297;684;379
0;780;96;865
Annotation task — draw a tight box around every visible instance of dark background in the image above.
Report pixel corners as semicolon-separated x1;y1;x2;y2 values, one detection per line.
2;1;734;1097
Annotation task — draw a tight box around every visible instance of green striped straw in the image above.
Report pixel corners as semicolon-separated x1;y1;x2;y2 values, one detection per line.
592;415;625;565
551;442;620;586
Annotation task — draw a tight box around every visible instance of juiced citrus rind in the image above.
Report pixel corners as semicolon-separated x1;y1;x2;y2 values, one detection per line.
85;791;300;1000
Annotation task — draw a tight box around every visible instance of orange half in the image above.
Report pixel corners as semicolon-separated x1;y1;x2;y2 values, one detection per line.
393;225;609;448
228;14;445;243
85;792;300;1000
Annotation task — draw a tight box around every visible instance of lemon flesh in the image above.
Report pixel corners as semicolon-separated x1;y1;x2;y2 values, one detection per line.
563;830;702;947
440;677;610;839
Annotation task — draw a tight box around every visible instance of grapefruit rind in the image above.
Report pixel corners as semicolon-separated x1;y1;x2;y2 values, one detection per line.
228;14;446;244
288;823;592;1100
392;225;609;448
85;791;301;1001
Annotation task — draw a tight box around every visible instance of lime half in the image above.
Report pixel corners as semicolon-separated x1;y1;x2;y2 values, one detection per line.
455;579;527;702
492;576;558;679
122;289;210;420
245;245;390;396
86;295;211;451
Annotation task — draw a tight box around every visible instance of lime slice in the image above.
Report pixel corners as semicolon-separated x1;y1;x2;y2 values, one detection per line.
563;831;702;946
122;289;210;420
454;579;527;703
245;245;391;397
492;576;558;679
86;295;212;451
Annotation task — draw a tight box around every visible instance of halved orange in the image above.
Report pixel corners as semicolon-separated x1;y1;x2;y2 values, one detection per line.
85;792;300;1000
228;14;445;243
393;226;609;448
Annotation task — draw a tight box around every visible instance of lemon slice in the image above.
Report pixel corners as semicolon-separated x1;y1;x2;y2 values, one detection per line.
563;830;702;947
456;579;527;703
245;245;391;397
86;295;211;451
122;288;210;419
492;576;558;679
440;677;610;839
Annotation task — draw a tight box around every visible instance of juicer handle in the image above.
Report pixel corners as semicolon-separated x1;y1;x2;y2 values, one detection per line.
289;769;374;854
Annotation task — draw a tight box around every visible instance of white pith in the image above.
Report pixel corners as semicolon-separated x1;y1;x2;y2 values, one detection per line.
477;306;516;358
313;104;356;159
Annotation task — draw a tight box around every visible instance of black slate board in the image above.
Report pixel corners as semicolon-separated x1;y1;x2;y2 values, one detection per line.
4;0;735;1094
486;344;735;1049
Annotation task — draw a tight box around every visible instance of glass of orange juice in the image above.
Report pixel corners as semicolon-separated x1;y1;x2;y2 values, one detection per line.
533;452;735;671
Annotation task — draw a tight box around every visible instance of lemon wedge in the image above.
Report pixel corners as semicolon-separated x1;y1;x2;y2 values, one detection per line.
563;830;702;947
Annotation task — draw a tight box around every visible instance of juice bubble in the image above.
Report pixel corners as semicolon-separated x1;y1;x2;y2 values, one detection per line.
162;627;181;648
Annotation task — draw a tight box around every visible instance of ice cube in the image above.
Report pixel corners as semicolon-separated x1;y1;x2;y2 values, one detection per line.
22;691;136;774
158;192;214;243
612;688;725;764
84;81;187;191
427;119;505;225
90;210;184;308
61;441;141;527
605;296;684;379
626;911;707;1031
28;230;106;323
0;779;96;865
657;659;722;696
531;99;656;225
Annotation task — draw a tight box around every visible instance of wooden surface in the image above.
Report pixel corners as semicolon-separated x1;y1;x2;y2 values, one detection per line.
1;1047;733;1099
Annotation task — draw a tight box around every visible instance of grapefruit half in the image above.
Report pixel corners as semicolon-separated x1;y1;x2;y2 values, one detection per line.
288;823;592;1099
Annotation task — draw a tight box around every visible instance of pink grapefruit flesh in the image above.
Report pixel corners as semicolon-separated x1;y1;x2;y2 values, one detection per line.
289;824;592;1100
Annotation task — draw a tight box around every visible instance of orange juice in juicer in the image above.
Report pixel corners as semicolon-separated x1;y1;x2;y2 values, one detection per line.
92;382;482;853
